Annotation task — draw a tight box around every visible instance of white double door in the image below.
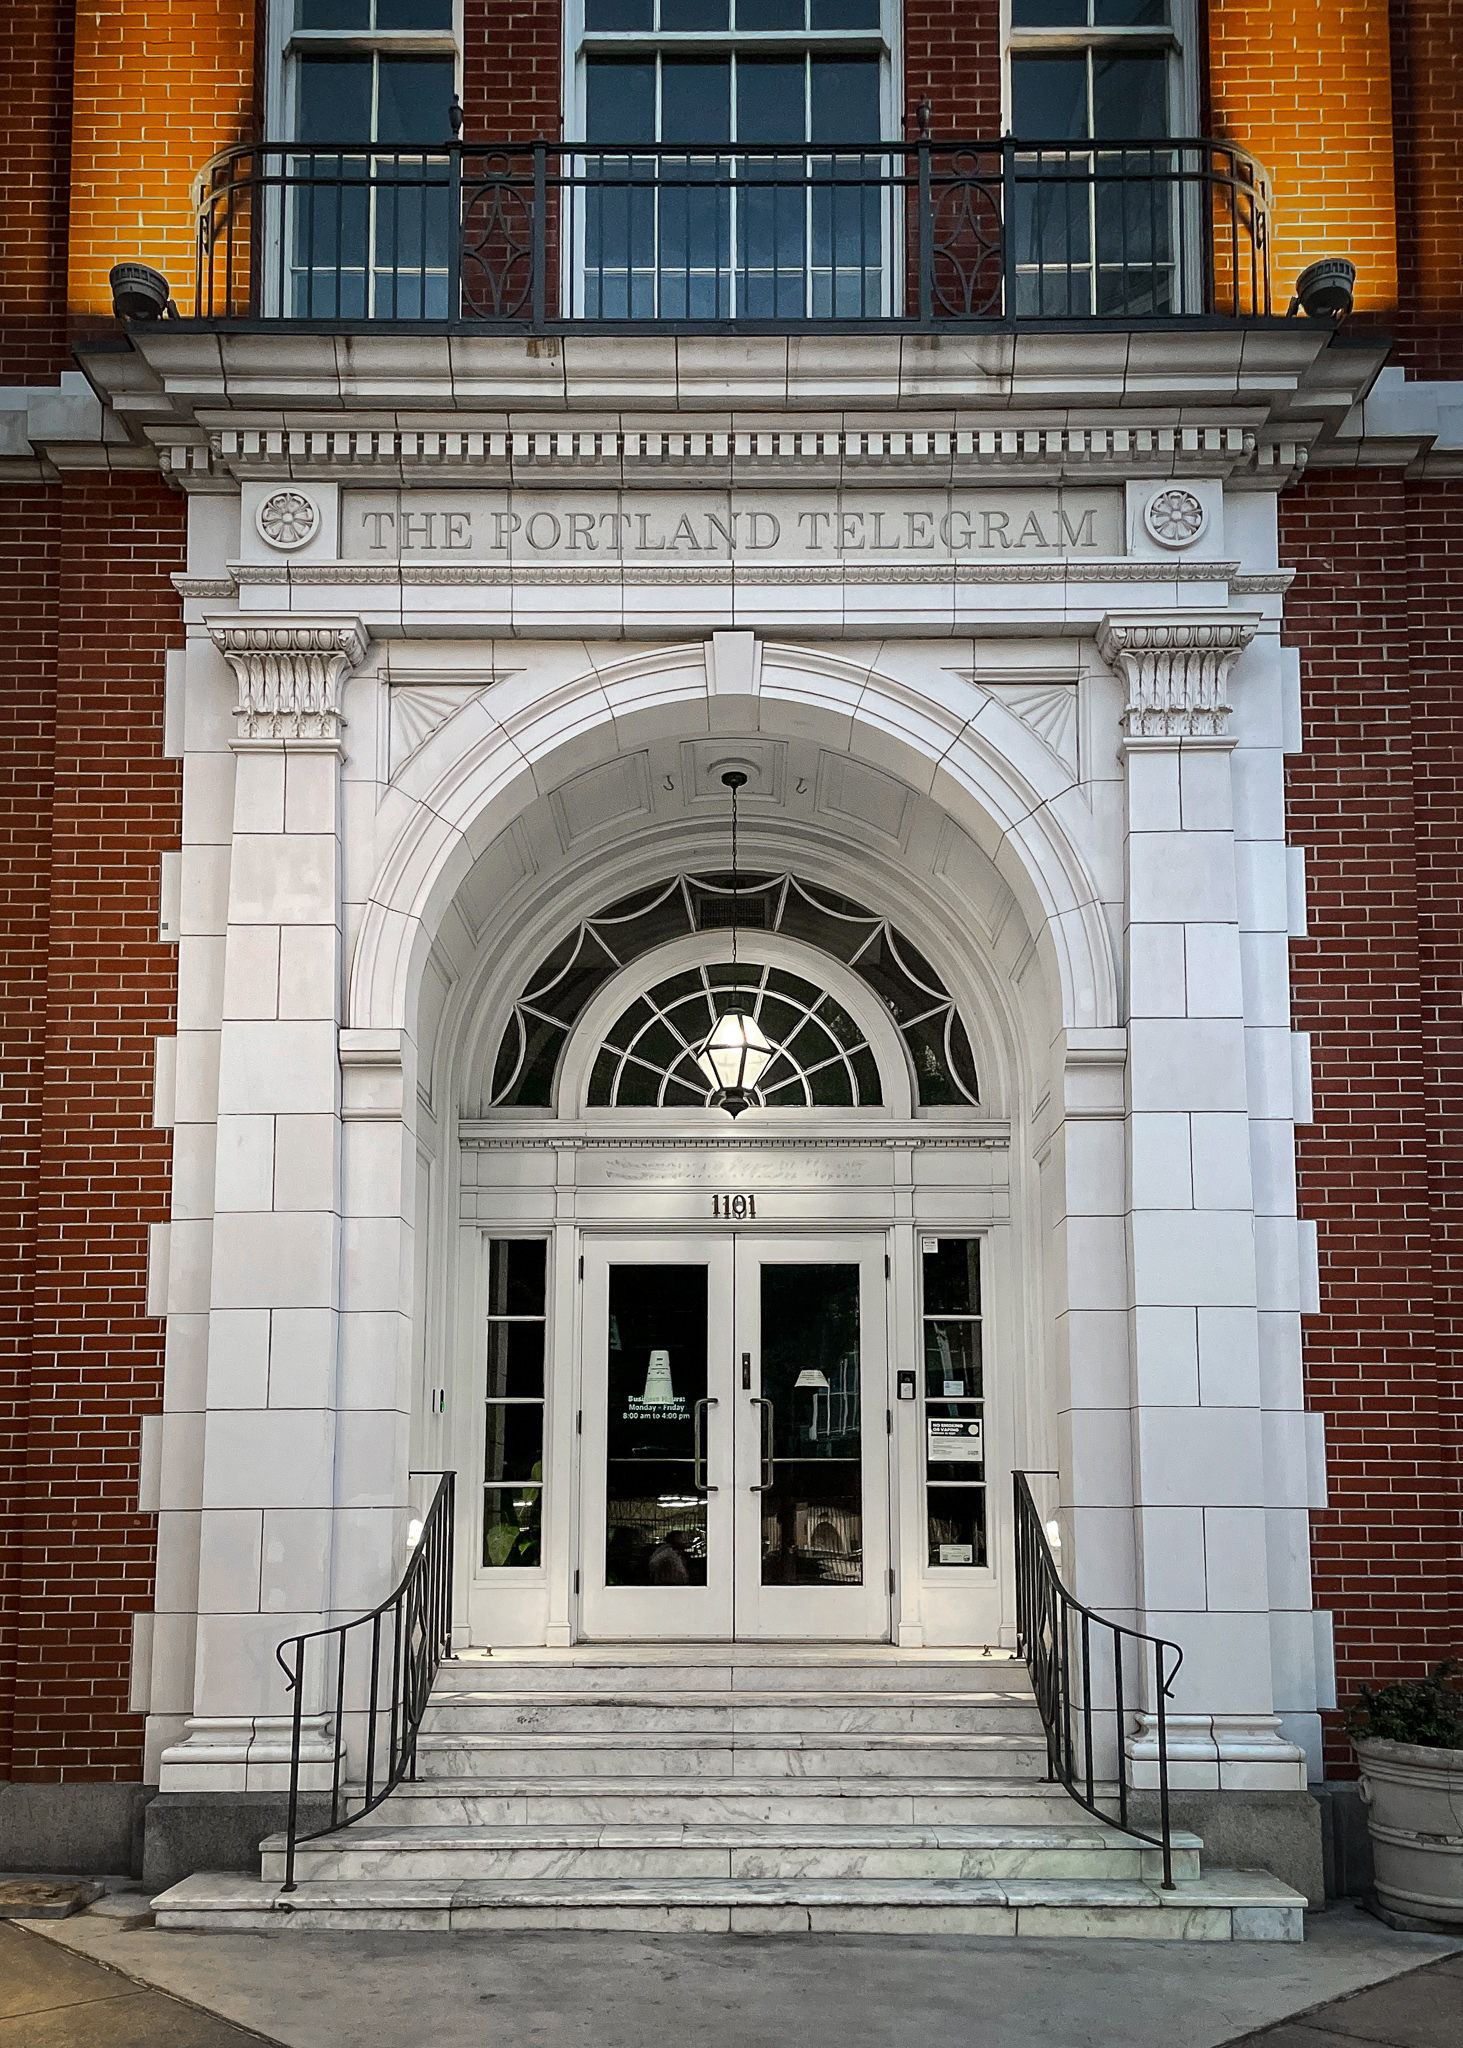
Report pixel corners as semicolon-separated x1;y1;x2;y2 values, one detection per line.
579;1234;891;1640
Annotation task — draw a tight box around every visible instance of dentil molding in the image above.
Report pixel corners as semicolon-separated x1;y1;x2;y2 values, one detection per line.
1097;611;1259;740
208;613;370;744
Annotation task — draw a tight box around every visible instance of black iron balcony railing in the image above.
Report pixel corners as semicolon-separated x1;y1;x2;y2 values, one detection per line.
194;136;1271;327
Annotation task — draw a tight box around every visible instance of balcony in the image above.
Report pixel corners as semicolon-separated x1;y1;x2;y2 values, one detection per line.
193;137;1272;329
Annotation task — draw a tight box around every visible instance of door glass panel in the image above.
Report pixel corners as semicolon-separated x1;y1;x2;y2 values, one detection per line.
758;1265;862;1585
604;1266;710;1586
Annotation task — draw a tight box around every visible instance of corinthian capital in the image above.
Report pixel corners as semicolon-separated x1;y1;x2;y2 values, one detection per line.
1098;611;1259;740
208;613;369;744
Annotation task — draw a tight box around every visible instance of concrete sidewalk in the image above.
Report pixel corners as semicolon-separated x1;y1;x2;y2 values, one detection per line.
1223;1951;1462;2048
7;1892;1460;2048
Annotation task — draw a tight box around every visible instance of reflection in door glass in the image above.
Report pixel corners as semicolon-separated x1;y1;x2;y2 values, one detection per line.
759;1265;862;1585
604;1266;711;1586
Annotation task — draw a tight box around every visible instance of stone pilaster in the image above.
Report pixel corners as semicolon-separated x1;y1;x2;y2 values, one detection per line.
1099;610;1306;1792
159;616;367;1792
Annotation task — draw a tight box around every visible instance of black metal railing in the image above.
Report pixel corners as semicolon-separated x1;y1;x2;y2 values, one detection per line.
275;1469;456;1893
1013;1470;1182;1889
193;136;1271;327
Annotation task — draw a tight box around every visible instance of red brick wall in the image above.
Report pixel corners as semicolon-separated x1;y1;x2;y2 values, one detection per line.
464;0;561;138
1388;0;1463;375
0;494;61;1782
0;0;74;383
904;0;1002;135
4;474;183;1784
1281;469;1462;1777
1411;478;1463;1713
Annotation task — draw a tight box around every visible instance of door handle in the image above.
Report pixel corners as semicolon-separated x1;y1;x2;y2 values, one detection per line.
693;1396;718;1494
749;1395;774;1491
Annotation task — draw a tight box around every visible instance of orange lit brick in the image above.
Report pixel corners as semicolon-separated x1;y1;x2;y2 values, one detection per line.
1208;0;1399;313
66;2;255;326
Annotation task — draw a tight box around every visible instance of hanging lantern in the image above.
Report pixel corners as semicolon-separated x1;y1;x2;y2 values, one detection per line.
693;768;772;1117
696;1003;774;1117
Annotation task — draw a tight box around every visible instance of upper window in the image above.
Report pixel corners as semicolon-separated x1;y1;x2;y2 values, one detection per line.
1009;0;1179;142
1006;0;1189;316
571;0;891;316
488;871;980;1113
281;0;459;315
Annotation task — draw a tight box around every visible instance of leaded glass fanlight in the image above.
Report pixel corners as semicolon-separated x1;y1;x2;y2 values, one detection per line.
488;873;980;1111
590;962;882;1110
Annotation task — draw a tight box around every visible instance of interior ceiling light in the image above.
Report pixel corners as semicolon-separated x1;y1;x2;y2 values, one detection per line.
694;771;773;1118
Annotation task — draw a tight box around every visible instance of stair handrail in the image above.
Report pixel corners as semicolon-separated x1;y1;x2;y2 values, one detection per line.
1012;1470;1182;1889
275;1469;456;1893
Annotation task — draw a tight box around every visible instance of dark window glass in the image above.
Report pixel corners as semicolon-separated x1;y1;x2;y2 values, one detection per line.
484;1399;545;1484
927;1488;986;1569
1009;0;1085;19
488;1238;547;1318
376;57;455;143
1094;0;1168;22
810;0;879;23
483;1486;541;1568
809;57;879;140
1091;53;1168;138
1011;54;1088;139
297;0;369;23
584;0;654;22
737;0;804;23
604;1264;711;1587
738;59;806;143
297;57;373;142
485;1322;546;1401
661;59;732;142
924;1318;981;1402
923;1238;980;1316
661;0;730;24
376;0;454;23
587;58;657;141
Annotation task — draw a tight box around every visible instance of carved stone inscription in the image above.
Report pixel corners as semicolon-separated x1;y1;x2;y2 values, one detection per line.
342;488;1122;564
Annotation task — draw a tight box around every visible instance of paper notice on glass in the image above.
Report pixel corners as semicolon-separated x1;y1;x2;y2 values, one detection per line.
939;1542;975;1566
928;1417;983;1462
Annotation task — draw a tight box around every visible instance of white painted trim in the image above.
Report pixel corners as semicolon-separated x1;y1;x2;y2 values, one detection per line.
146;1222;172;1319
158;851;182;945
153;1035;178;1130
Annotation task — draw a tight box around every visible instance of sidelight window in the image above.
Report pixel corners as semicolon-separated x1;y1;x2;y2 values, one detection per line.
922;1237;986;1568
483;1239;547;1569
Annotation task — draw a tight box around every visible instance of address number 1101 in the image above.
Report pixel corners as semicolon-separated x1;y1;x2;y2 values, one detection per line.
711;1194;757;1219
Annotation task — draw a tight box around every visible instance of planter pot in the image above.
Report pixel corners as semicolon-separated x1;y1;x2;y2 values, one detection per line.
1354;1737;1463;1933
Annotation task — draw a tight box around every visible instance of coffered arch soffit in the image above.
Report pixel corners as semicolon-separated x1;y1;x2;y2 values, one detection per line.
346;642;1118;1095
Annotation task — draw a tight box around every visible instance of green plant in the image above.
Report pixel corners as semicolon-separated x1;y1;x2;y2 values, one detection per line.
1343;1659;1463;1750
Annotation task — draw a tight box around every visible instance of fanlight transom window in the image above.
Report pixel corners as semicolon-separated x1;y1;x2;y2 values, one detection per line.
489;870;980;1110
590;961;881;1109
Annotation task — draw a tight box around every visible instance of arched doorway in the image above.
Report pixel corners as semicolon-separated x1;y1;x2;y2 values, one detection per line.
444;865;1017;1648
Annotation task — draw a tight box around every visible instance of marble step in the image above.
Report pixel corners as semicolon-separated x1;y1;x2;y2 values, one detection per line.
259;1821;1202;1887
154;1867;1305;1940
432;1654;1031;1695
371;1774;1105;1827
419;1691;1046;1736
413;1729;1050;1778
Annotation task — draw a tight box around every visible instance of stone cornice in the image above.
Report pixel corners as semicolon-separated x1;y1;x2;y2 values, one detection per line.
73;326;1389;494
1098;610;1260;740
208;612;369;745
